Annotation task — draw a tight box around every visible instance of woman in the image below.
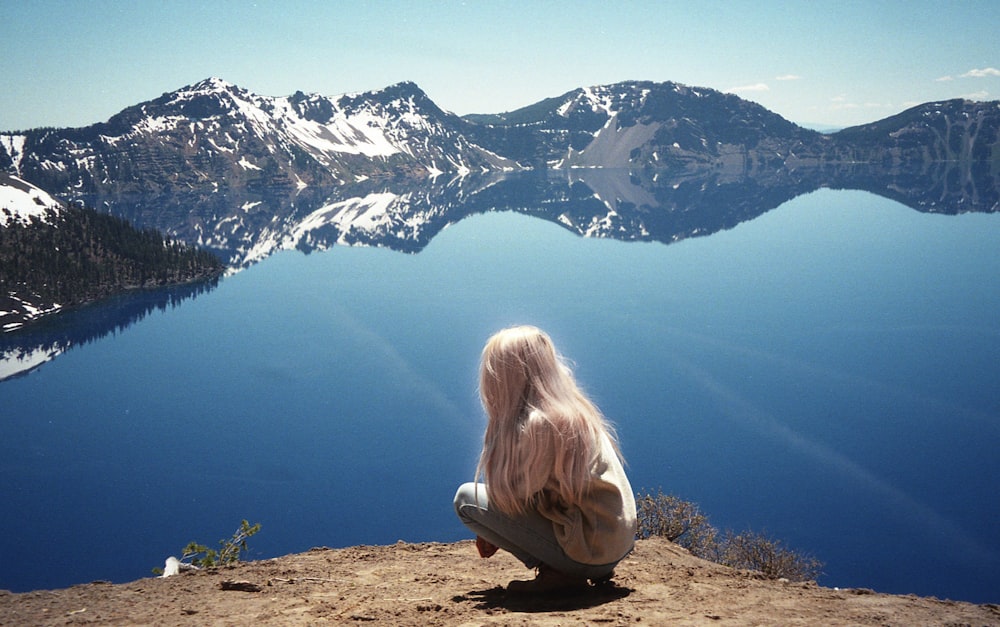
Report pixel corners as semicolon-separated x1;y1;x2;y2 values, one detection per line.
454;326;636;594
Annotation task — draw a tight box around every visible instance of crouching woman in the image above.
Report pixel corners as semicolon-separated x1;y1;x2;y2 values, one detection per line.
454;326;636;594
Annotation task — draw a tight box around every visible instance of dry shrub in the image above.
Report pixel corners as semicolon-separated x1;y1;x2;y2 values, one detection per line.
717;529;824;582
635;489;718;558
636;490;823;582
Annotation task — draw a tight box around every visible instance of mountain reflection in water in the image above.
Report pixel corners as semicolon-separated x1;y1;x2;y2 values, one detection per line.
0;280;219;381
7;161;997;379
81;161;998;267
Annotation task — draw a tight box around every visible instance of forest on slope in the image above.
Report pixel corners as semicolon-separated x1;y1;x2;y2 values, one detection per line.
1;203;223;327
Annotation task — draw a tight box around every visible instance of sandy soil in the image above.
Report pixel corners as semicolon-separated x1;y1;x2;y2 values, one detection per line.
1;538;997;626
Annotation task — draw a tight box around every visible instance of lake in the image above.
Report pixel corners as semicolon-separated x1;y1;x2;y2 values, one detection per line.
1;168;998;603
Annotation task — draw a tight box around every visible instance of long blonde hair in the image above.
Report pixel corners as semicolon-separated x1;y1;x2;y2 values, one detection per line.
475;325;620;516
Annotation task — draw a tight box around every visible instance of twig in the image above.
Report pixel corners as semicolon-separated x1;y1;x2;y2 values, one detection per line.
269;576;338;584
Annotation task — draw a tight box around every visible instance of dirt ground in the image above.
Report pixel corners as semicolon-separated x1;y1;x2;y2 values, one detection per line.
1;537;997;626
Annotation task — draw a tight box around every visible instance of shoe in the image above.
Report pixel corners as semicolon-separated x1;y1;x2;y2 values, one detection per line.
506;564;590;595
590;570;616;587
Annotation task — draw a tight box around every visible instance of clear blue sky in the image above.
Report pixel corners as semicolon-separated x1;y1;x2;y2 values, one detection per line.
2;0;997;131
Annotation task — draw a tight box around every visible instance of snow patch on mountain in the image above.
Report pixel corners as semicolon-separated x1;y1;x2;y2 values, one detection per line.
279;103;402;159
581;86;617;116
0;134;26;174
134;114;186;136
0;174;62;226
237;156;262;171
557;84;654;119
3;78;523;197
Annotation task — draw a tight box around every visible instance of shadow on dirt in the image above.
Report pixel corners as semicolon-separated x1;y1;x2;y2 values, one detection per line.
452;581;632;613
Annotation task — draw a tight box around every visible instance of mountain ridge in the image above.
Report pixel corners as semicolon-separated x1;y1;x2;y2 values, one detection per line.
2;78;998;202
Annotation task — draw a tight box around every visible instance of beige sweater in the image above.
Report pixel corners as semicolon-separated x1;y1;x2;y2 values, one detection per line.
534;431;637;565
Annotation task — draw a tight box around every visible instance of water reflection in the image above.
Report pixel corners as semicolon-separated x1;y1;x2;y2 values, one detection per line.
82;161;999;267
0;279;219;381
9;161;996;377
824;160;1000;214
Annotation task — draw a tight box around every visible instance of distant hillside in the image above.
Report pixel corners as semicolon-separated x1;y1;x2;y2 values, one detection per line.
461;81;833;169
832;99;1000;163
1;175;223;332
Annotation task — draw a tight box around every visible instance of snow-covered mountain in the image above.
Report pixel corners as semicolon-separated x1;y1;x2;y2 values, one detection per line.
464;80;835;170
466;81;1000;170
3;77;998;204
0;78;518;199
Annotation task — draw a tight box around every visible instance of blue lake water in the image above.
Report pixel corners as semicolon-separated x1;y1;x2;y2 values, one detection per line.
2;187;999;603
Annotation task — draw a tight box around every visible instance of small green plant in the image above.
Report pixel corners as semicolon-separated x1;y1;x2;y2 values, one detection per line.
154;520;261;575
636;489;823;582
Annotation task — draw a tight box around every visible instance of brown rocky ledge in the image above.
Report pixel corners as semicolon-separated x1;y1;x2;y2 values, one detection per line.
1;537;997;626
